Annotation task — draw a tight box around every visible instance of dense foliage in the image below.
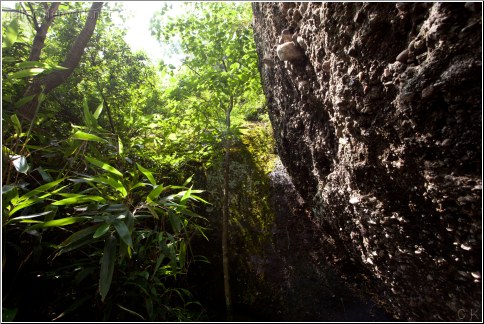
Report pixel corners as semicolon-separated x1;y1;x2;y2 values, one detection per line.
2;1;270;321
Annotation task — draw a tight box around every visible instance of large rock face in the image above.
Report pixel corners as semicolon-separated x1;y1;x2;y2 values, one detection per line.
252;2;481;321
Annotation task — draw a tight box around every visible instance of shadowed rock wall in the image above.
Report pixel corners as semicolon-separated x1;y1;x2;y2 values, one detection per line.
252;2;482;321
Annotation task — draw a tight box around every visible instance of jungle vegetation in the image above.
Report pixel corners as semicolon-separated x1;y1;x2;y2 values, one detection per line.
2;2;273;321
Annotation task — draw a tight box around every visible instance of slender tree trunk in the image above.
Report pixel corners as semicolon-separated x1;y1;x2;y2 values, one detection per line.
222;95;234;321
17;2;104;121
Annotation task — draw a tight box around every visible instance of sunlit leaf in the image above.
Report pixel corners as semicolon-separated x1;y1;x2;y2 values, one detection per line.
52;195;105;205
72;131;105;142
147;184;166;203
8;68;45;79
136;163;156;186
90;176;127;197
10;155;29;174
93;102;103;119
2;19;19;49
29;216;87;229
118;136;123;155
10;114;22;134
21;178;64;199
86;156;123;177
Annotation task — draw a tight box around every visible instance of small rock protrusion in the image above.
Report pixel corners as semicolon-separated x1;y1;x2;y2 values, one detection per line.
383;68;391;78
396;49;409;63
421;85;435;99
297;36;308;51
322;60;331;72
276;42;305;62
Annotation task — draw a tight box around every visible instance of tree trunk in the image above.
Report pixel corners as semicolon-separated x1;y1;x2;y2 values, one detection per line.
222;95;234;321
28;2;60;62
17;2;104;121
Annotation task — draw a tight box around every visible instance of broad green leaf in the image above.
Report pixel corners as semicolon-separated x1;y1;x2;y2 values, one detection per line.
8;198;44;216
58;225;99;249
83;98;94;128
2;56;18;62
21;178;64;199
17;61;50;69
35;166;53;182
8;68;45;79
180;187;192;204
147;184;166;203
118;136;123;155
99;236;117;302
8;210;53;224
168;133;177;141
93;102;103;119
2;19;19;49
10;114;22;134
11;155;29;174
86;156;123;177
113;220;133;249
90;176;127;197
93;223;111;238
168;213;182;233
136;163;156;186
52;195;105;205
72;131;105;142
183;174;194;186
30;217;87;229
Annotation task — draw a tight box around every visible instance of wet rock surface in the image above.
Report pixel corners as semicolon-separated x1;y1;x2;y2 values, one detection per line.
252;2;482;321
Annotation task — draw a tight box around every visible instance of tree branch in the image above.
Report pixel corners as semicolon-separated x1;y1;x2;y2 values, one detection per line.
26;2;39;31
28;2;60;61
18;2;104;121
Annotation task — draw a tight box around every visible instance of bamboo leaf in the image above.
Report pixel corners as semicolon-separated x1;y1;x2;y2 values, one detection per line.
58;225;99;249
10;114;22;134
21;178;64;199
3;19;19;49
180;187;192;204
90;176;127;197
147;184;167;203
136;163;156;186
52;195;105;205
29;216;87;229
8;68;45;79
118;136;123;156
86;156;123;177
93;102;103;119
99;236;117;302
93;223;111;238
113;220;133;249
72;131;105;142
